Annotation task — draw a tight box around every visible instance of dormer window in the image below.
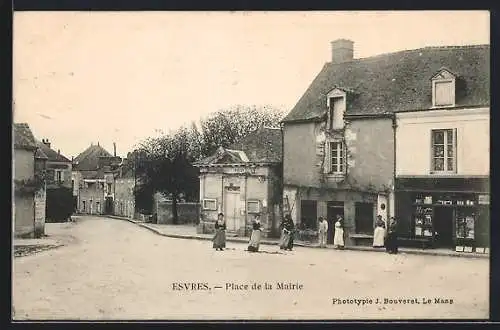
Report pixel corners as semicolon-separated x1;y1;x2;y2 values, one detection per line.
327;88;347;130
431;68;456;107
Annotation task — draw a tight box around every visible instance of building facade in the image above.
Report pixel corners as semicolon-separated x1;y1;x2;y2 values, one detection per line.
282;40;489;248
13;123;46;238
72;143;122;215
394;66;489;251
195;127;282;238
114;160;135;219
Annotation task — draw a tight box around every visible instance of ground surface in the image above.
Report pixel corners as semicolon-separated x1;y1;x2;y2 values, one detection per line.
12;216;489;320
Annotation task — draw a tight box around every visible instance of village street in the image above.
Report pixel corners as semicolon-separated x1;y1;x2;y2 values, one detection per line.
13;216;488;320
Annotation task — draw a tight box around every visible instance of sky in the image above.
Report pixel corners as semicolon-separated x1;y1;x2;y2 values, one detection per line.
13;11;489;159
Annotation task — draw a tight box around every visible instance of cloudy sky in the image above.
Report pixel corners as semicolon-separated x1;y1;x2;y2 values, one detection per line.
13;11;489;158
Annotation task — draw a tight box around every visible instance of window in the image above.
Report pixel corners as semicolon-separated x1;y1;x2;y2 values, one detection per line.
328;96;345;129
300;200;317;230
355;202;374;234
202;198;217;210
107;183;112;194
54;170;64;183
247;200;261;213
328;141;345;174
72;180;75;191
434;81;454;106
431;129;457;172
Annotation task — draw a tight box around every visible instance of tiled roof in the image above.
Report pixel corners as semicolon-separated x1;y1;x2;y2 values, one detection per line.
35;148;48;160
283;44;490;122
36;140;71;163
196;126;282;165
13;123;37;150
73;144;113;171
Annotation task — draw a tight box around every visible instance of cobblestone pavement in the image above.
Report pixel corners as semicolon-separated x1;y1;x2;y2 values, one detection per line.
12;216;489;320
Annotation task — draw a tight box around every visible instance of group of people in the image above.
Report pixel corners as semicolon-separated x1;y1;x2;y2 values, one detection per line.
212;212;399;254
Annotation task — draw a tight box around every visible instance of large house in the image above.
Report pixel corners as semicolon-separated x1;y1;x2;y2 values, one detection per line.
13;123;47;238
281;39;489;249
72;143;122;215
113;158;136;219
194;126;283;238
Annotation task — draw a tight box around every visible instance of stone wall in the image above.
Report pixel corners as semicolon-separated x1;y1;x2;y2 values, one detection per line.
155;201;200;225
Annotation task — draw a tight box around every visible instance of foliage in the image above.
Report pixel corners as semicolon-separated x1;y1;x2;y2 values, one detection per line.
14;174;45;195
45;187;74;222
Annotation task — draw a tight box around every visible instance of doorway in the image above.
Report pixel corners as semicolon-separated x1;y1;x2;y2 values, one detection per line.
327;201;344;244
433;207;454;248
224;191;240;232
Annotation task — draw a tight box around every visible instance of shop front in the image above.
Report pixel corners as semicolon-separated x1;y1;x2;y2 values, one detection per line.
395;177;489;253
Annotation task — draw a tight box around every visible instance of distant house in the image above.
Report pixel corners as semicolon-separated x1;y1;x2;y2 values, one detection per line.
13;123;46;237
281;39;489;248
194;126;283;238
72;143;122;215
114;158;135;219
36;139;72;189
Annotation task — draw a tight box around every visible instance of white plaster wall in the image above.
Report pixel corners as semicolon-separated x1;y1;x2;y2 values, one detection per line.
396;107;489;177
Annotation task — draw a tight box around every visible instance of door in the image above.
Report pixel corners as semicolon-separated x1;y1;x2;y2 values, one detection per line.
224;191;240;232
105;197;114;215
327;202;344;244
433;207;454;248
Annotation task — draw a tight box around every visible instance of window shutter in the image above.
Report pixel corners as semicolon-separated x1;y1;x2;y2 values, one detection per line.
430;131;435;172
323;142;331;174
453;128;458;173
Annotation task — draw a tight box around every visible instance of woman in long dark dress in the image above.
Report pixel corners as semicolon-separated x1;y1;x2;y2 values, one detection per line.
279;214;295;251
248;214;262;252
213;213;226;251
386;217;398;254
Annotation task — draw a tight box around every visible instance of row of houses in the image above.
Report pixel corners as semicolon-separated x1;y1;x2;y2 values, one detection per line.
13;125;136;238
195;39;490;251
71;143;135;219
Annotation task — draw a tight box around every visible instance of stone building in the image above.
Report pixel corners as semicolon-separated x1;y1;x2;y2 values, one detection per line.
281;39;489;247
114;158;135;219
194;127;282;238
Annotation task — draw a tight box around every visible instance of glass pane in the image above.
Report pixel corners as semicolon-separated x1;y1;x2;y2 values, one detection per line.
332;158;338;165
447;147;453;157
434;158;444;171
433;130;444;144
434;145;444;157
447;158;454;171
339;144;343;156
339;164;343;172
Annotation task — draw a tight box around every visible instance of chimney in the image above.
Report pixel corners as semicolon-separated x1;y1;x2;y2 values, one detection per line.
97;142;100;146
58;149;60;155
42;139;51;149
113;142;116;157
331;39;354;64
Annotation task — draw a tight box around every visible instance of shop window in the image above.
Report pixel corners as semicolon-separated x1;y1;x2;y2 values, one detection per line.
202;198;217;210
431;129;457;173
300;200;317;230
355;202;374;234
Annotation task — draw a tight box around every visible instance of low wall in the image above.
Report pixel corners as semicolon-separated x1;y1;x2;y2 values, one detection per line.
156;202;200;225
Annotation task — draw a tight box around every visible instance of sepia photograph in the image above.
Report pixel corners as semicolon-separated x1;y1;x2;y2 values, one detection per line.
12;10;490;320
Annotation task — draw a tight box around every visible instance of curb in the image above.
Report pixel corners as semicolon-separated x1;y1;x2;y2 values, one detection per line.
108;216;489;259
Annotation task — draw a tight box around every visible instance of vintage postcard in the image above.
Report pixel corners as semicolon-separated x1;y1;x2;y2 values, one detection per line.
12;10;490;320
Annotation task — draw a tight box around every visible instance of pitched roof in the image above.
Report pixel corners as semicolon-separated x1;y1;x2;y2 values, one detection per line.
13;123;37;150
35;140;71;163
35;147;48;160
283;44;490;122
196;126;282;165
73;144;113;171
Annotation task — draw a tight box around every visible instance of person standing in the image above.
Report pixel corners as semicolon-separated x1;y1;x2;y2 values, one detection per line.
318;217;328;248
386;217;399;254
213;213;227;251
373;215;386;248
248;214;262;252
279;214;295;251
333;215;345;249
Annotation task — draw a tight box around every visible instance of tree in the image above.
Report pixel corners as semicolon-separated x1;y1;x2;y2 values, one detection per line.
199;105;285;158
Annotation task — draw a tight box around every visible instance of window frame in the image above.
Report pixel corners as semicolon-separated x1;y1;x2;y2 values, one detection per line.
431;128;457;174
246;200;261;214
202;198;217;211
327;140;346;175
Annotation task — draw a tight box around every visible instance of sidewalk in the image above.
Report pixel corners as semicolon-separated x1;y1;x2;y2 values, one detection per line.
108;216;489;259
